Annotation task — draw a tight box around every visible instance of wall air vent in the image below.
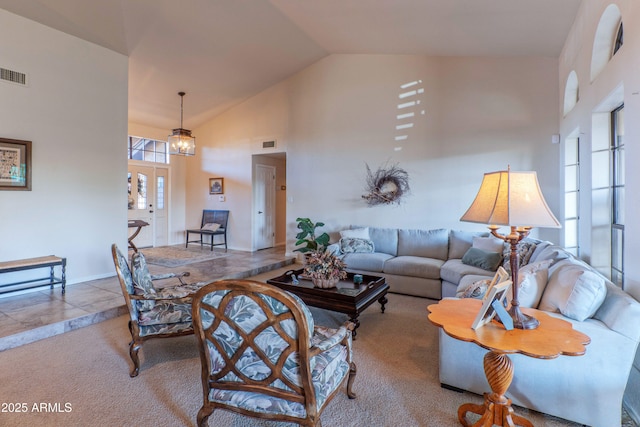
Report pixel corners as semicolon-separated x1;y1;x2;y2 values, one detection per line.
1;67;27;86
262;140;276;149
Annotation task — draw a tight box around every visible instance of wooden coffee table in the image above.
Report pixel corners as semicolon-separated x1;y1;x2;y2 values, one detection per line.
267;268;389;338
428;298;590;427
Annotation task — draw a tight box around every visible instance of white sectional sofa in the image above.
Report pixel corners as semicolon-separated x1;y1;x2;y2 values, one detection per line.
329;226;640;426
330;227;496;299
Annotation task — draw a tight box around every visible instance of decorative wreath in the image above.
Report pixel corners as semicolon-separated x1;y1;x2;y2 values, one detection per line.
361;162;410;206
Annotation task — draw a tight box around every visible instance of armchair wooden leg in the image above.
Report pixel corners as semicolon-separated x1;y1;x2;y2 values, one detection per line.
347;361;357;399
197;406;214;427
127;321;141;377
128;341;141;377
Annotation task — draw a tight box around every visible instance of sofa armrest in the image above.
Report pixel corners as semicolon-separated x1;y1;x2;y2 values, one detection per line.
594;282;640;342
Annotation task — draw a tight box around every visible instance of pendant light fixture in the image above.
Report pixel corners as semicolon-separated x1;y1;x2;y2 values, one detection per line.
168;91;196;156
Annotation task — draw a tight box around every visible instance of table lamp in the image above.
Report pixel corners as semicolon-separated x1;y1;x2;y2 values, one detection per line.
460;167;560;329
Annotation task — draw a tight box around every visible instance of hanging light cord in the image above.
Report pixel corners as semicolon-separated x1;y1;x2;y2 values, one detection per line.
179;91;186;129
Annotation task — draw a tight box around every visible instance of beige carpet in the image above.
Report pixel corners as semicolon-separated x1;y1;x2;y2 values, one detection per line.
0;288;585;426
139;245;229;267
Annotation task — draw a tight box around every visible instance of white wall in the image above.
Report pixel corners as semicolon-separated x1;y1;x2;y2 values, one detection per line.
190;83;291;251
0;10;128;285
191;54;561;254
558;1;640;421
559;1;640;297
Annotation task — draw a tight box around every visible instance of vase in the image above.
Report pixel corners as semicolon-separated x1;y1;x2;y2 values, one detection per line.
312;277;339;289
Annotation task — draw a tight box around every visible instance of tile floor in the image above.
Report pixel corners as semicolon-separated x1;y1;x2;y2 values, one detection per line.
0;245;294;351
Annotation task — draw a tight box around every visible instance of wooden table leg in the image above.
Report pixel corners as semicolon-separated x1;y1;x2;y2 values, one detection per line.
458;351;533;427
378;293;388;313
349;316;361;340
128;226;143;252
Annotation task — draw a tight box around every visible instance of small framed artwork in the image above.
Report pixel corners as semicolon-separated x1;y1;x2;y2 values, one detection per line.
209;177;224;194
483;266;509;300
0;138;32;191
471;279;512;330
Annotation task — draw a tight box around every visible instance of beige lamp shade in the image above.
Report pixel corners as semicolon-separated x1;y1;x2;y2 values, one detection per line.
460;169;560;228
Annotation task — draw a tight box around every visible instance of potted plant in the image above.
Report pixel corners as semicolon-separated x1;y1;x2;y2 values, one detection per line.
304;250;347;288
294;217;331;254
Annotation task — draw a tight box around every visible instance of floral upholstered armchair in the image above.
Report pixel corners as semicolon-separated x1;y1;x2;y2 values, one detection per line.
111;244;207;377
192;279;357;427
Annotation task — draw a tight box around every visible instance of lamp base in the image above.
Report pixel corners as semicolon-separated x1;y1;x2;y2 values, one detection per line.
508;306;539;330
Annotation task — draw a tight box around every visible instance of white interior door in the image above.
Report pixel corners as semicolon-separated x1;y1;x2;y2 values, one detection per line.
127;165;155;248
254;164;276;250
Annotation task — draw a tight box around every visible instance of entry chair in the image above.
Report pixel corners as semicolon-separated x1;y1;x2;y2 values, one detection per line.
192;279;357;427
111;244;207;377
186;210;229;251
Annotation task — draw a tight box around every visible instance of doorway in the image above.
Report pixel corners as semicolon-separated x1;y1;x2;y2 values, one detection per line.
127;163;169;248
252;153;286;251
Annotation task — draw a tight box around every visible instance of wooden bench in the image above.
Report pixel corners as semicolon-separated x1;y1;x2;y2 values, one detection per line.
0;256;66;295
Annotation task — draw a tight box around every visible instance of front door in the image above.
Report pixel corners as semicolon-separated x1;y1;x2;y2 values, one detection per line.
127;165;155;248
254;164;276;250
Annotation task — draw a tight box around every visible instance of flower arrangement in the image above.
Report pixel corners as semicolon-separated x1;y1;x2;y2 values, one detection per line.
304;251;347;287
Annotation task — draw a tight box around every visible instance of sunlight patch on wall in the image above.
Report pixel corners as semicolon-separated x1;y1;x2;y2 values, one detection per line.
395;80;425;150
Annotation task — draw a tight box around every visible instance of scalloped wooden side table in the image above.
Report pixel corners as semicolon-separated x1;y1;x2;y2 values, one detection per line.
428;298;590;427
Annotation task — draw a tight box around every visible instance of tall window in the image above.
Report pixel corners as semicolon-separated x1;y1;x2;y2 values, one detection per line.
611;105;625;287
128;136;169;164
563;138;580;256
613;21;623;55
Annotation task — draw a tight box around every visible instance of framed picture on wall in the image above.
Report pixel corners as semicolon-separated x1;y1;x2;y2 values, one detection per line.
209;177;224;194
0;138;32;191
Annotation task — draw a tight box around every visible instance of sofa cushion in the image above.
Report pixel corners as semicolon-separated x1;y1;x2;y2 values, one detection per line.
595;282;640;342
472;236;504;253
364;227;398;256
441;259;494;285
533;244;571;267
462;247;503;271
448;230;489;260
340;227;370;240
382;256;443;279
397;228;449;260
341;252;393;273
539;259;607;321
527;239;553;263
514;259;552;308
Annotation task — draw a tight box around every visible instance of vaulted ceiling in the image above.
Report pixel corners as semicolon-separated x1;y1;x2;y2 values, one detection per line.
0;0;582;130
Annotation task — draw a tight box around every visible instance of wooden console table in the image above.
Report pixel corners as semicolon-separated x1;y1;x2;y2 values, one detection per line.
0;255;67;295
428;298;590;427
128;220;149;252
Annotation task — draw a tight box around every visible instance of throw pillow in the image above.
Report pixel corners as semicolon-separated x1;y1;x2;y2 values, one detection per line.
461;247;503;271
514;259;552;308
538;261;607;321
502;241;537;274
340;227;370;240
456;278;492;299
472;236;504;253
202;222;221;231
340;237;375;254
